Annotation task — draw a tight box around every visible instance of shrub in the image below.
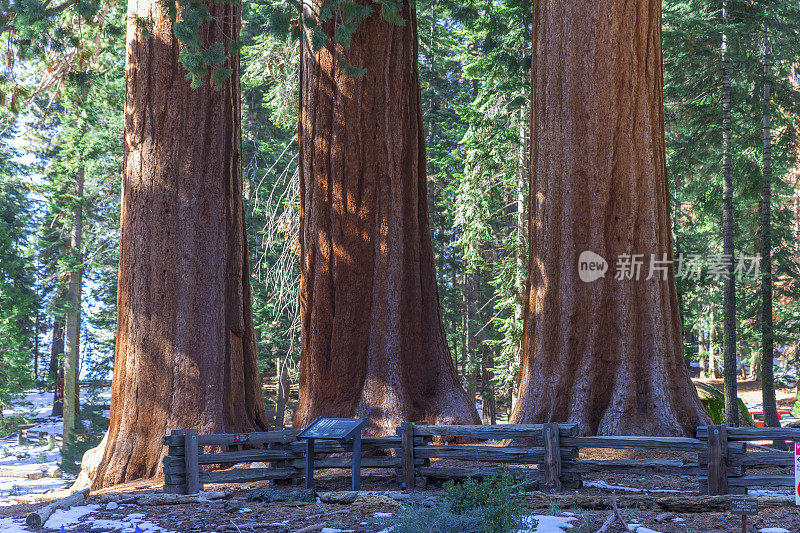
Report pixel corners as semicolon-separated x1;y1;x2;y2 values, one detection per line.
388;470;529;533
386;506;490;533
442;470;528;533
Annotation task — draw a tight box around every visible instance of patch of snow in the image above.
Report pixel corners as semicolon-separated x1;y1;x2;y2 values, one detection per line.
671;517;685;522
43;503;99;529
759;529;790;533
69;516;175;533
627;527;663;533
0;387;111;500
748;488;792;496
320;529;354;533
0;517;28;533
373;512;393;518
0;477;68;499
519;515;576;533
584;480;690;493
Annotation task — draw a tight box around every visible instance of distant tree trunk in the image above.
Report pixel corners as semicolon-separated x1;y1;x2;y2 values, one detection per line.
48;304;65;417
33;307;39;386
760;25;779;428
511;0;709;435
275;357;289;429
699;322;709;378
90;0;267;489
512;103;527;411
464;271;477;403
709;310;722;378
721;0;739;427
749;344;762;381
294;0;480;434
63;166;84;445
481;354;496;425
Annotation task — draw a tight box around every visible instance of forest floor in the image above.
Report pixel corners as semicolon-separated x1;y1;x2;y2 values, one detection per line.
2;383;800;532
696;378;797;411
1;455;798;533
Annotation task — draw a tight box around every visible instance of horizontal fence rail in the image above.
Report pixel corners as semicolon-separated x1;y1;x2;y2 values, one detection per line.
161;423;800;496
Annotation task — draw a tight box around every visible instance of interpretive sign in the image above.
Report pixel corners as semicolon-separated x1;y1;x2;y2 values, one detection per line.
731;497;758;533
297;417;368;441
730;498;758;515
296;417;368;491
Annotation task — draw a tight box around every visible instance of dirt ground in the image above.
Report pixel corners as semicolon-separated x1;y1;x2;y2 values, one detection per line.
696;378;797;411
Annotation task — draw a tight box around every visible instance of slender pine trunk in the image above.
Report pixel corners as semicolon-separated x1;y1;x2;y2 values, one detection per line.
760;25;779;428
721;0;739;426
63;166;84;444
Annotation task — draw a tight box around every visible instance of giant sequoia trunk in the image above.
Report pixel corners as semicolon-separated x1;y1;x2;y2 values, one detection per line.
510;0;709;435
90;0;266;488
295;0;479;434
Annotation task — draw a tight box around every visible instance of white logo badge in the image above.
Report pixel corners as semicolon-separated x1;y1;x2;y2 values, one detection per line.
578;251;608;282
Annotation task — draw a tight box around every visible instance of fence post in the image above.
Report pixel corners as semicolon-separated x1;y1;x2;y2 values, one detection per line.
163;429;185;494
707;424;728;495
305;438;315;490
542;423;562;489
351;431;362;491
401;421;415;490
184;428;200;495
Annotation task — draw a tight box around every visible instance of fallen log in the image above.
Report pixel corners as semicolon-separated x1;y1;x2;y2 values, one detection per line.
88;490;231;506
132;490;231;506
26;489;89;529
525;491;794;512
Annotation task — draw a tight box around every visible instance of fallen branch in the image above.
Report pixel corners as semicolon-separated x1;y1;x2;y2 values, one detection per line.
594;512;615;533
133;491;231;506
294;524;327;533
292;510;348;522
526;491;793;512
26;489;89;529
610;492;629;531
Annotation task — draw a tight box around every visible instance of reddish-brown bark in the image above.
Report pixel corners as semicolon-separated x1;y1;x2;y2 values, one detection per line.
294;0;479;435
510;0;709;435
90;0;266;488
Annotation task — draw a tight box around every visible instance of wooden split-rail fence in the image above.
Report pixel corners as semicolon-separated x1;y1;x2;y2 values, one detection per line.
162;423;800;497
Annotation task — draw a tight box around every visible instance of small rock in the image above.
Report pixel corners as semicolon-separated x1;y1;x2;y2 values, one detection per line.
246;488;316;503
46;466;62;478
655;512;676;523
319;491;358;504
106;501;119;511
246;488;274;502
352;495;403;514
250;462;268;469
421;497;438;507
281;488;314;502
26;472;44;480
